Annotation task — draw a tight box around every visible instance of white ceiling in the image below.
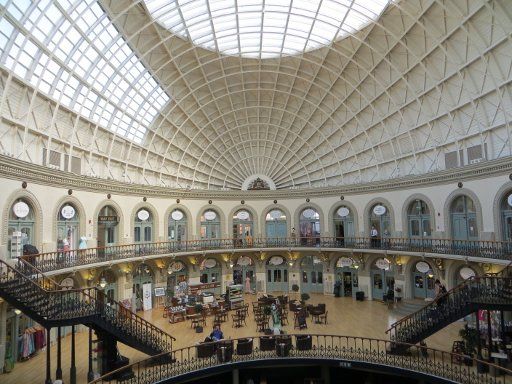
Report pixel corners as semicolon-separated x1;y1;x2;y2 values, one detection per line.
0;0;511;190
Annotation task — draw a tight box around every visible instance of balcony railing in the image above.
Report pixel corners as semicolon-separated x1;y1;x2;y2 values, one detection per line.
89;334;511;384
21;236;512;273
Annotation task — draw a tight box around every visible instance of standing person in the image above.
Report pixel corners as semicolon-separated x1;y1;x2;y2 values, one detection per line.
246;231;253;247
245;275;251;293
435;279;447;306
370;225;379;248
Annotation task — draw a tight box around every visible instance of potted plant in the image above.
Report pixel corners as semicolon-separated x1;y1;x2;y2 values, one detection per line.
300;293;310;306
292;284;299;300
459;325;479;366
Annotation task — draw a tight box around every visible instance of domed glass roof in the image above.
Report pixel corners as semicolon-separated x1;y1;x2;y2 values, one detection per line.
144;0;391;58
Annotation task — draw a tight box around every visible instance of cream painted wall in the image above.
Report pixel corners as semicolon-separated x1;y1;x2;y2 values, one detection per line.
1;172;511;259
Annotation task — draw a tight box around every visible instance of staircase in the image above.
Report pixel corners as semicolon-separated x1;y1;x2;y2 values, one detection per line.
386;267;512;353
0;259;175;356
392;299;427;318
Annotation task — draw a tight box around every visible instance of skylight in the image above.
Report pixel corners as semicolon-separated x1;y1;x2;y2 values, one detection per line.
0;0;169;144
144;0;391;58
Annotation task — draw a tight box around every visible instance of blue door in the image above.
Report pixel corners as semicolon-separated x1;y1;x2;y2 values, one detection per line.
266;265;288;292
300;256;324;294
413;272;435;299
335;267;358;297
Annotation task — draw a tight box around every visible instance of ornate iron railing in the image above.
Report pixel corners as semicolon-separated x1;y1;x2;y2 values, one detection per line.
89;334;511;384
0;259;175;354
386;272;512;350
21;236;512;273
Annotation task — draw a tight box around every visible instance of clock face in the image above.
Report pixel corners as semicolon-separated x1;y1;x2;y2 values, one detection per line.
60;277;74;290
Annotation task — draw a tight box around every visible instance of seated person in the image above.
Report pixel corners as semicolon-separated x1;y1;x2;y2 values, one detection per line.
210;324;224;341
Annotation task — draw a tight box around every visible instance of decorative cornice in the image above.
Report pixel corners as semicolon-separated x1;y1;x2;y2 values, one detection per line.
0;155;511;200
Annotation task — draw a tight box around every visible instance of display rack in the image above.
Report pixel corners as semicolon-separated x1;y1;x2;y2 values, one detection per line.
226;284;243;309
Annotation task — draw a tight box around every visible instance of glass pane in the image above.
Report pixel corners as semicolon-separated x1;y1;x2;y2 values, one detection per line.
267;269;271;282
373;274;382;289
410;220;420;236
318;272;323;284
144;226;151;241
468;217;478;237
134;226;141;242
284;269;288;282
415;275;424;289
311;271;316;284
200;273;207;283
302;271;308;283
422;219;431;236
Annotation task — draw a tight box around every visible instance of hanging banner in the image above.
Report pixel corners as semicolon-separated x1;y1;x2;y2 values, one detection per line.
142;283;152;311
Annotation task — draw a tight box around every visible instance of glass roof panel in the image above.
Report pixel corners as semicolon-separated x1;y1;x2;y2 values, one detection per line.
0;0;170;144
145;0;390;57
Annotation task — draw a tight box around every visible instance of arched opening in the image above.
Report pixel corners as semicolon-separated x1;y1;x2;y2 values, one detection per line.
334;257;359;298
369;203;391;248
133;263;154;311
168;209;187;244
500;191;512;241
371;258;394;301
8;199;36;258
266;256;289;293
299;208;320;246
166;260;188;298
407;200;431;240
98;269;117;305
233;255;256;293
411;261;435;299
134;208;153;243
333;206;355;245
450;195;478;241
200;209;221;240
233;209;253;246
199;258;222;294
265;209;287;241
57;203;80;251
97;205;119;248
300;255;324;294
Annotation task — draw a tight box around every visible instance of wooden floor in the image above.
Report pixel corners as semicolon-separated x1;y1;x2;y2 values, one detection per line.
1;294;465;384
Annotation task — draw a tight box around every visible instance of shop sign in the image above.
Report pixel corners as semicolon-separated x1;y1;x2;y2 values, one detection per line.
61;205;76;219
13;201;30;218
204;211;216;221
302;208;317;218
376;258;391;270
169;261;185;272
337;207;350;217
460;267;476;280
98;215;118;224
373;205;386;216
269;256;284;266
171;210;184;221
137;209;150;221
237;256;252;266
236;210;250;220
416;261;430;273
337;257;353;268
203;258;217;268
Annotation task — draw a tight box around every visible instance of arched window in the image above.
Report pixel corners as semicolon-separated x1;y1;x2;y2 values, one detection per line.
333;206;354;239
57;203;80;250
134;208;153;243
369;203;391;246
407;200;431;239
500;192;512;241
450;196;478;240
233;256;255;292
299;208;320;245
334;257;359;297
200;210;221;240
266;256;289;292
168;209;187;242
98;205;119;247
8;199;36;258
265;209;287;239
233;210;253;245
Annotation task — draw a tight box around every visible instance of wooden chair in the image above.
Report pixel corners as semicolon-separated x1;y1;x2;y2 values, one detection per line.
318;311;328;324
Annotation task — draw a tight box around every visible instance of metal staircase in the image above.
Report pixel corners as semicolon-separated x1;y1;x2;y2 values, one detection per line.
0;259;175;356
386;267;512;353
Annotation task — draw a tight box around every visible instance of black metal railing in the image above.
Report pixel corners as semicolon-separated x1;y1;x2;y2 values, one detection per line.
21;236;512;273
0;259;175;354
89;334;511;384
386;272;512;350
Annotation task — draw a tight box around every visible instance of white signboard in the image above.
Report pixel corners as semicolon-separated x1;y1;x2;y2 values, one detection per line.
376;258;391;271
269;256;284;266
13;202;30;218
337;257;353;268
61;205;76;219
203;258;217;268
171;210;184;221
302;209;317;218
236;210;250;220
169;261;185;272
460;267;476;280
508;194;512;207
373;205;386;216
237;256;252;266
142;283;152;311
137;209;150;221
204;211;216;221
337;207;350;217
270;210;282;219
416;261;430;273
